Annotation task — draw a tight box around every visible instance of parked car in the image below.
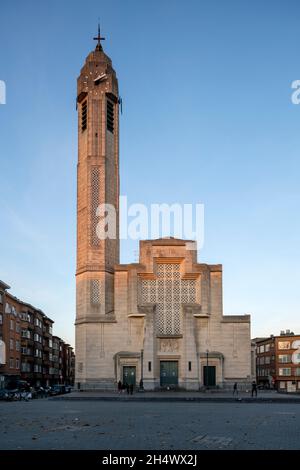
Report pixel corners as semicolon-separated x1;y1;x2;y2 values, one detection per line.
50;384;66;395
0;389;9;400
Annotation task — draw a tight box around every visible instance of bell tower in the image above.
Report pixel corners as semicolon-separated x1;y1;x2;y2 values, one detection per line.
75;27;120;388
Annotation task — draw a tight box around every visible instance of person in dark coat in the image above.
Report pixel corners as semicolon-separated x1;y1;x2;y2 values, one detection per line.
233;382;238;396
129;383;133;395
117;380;122;394
126;383;129;394
251;380;257;397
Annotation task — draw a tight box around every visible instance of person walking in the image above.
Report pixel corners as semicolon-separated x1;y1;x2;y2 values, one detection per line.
251;380;257;397
233;382;238;396
117;380;122;394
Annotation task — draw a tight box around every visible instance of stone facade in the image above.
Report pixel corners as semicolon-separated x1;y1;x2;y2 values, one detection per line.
75;38;251;391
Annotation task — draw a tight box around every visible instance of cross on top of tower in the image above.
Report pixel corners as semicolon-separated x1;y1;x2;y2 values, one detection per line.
93;23;105;51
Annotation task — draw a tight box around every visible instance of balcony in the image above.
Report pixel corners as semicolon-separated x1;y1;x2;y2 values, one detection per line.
21;337;34;345
25;356;34;362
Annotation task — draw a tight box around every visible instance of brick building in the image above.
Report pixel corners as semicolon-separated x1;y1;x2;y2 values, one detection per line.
0;280;21;388
255;330;300;392
0;280;75;388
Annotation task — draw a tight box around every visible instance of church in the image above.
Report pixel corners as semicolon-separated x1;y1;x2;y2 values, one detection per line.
75;29;251;391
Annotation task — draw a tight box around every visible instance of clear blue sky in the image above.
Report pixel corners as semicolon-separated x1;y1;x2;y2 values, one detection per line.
1;0;300;347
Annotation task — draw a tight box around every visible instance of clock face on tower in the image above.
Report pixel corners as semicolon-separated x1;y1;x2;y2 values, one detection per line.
94;73;107;84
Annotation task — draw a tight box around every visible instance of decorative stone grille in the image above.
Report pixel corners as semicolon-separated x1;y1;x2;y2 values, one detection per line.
91;167;99;246
139;263;197;335
90;279;100;305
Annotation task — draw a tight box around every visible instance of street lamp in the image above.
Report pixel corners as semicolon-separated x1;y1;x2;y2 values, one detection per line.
140;349;144;390
206;349;209;390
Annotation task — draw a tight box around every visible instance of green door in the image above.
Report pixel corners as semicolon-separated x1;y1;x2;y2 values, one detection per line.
160;361;178;387
203;366;216;386
123;366;136;386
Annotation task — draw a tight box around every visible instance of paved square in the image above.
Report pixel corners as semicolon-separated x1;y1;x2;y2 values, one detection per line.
0;400;299;449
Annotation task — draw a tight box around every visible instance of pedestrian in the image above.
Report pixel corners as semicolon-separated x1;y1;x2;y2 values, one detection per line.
251;380;257;397
233;382;238;396
129;383;133;395
126;383;129;394
117;380;122;394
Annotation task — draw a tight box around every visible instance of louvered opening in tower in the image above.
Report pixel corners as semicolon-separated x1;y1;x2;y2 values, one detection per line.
106;99;114;133
81;101;87;132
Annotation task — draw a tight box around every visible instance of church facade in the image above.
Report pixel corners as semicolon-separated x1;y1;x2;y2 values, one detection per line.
75;32;251;391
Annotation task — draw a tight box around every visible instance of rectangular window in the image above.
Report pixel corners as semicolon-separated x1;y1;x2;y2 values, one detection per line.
295;368;300;376
265;356;271;364
34;333;41;343
81;101;87;131
16;323;20;333
49;339;53;348
0;293;3;304
265;344;270;352
106;99;114;133
16;340;20;352
9;358;14;368
279;368;291;376
278;341;290;350
10;319;14;330
16;358;20;369
21;363;31;372
5;303;11;314
0;314;2;325
279;355;292;363
9;339;14;350
35;318;42;328
188;361;192;371
21;330;30;339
